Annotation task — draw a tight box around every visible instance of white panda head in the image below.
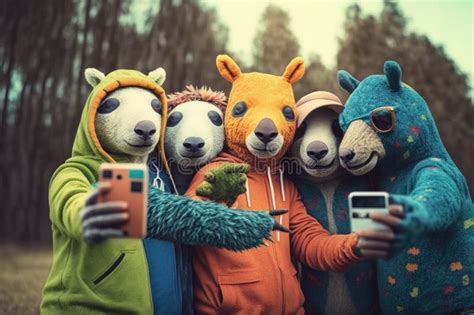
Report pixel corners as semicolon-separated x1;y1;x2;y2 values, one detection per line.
86;67;167;160
164;86;226;168
165;101;224;168
289;92;344;180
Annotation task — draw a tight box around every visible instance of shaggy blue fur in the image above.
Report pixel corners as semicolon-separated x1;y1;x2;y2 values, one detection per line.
147;185;274;251
338;61;474;314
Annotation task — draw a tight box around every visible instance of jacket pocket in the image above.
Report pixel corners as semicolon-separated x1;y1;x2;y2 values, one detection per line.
217;269;265;314
282;265;305;314
93;252;126;286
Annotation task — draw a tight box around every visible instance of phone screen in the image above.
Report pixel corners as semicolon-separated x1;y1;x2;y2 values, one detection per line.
349;192;389;232
352;196;387;209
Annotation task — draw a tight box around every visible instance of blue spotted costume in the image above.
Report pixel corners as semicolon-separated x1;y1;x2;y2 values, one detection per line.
337;61;474;314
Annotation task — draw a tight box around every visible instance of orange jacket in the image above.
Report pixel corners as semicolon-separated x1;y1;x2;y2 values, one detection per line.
186;152;360;314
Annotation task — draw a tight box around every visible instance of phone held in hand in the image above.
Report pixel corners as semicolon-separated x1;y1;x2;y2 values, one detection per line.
349;191;389;232
99;163;148;239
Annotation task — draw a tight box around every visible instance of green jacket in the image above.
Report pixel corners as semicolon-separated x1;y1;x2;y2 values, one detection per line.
41;69;168;314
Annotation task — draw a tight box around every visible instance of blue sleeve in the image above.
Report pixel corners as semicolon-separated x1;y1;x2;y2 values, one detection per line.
391;158;467;242
146;185;274;251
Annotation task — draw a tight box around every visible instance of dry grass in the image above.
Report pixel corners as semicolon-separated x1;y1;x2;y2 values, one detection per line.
0;244;52;315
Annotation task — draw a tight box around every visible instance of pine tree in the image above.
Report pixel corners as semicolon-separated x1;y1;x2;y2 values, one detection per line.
253;5;300;74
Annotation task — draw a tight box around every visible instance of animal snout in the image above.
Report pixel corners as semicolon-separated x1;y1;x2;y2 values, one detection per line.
254;118;278;144
183;137;205;152
134;120;156;140
307;141;328;160
339;148;355;163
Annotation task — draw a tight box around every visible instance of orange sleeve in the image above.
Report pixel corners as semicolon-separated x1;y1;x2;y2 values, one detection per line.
289;185;362;272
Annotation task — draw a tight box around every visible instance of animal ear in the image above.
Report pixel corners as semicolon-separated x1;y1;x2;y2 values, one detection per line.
282;57;305;84
84;68;105;87
337;70;360;93
216;55;242;83
148;67;166;85
384;60;402;91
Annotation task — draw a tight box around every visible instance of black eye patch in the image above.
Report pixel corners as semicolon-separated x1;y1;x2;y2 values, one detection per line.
295;122;306;139
98;98;120;114
232;101;247;117
282;105;295;121
167;111;183;127
151;99;162;115
208;110;223;126
331;119;344;138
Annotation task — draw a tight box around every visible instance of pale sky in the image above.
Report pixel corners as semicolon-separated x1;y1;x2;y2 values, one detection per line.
203;0;474;91
131;0;473;93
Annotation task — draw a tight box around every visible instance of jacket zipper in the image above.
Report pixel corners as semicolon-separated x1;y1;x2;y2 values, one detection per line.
93;253;125;285
262;172;285;314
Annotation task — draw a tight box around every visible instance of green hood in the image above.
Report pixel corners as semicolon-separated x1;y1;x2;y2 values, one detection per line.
41;69;168;314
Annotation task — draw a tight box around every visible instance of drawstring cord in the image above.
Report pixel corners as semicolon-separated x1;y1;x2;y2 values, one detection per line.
245;178;252;208
279;167;286;202
151;160;178;195
267;166;281;241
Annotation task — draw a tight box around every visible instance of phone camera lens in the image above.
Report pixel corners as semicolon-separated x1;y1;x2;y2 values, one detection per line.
117;174;122;180
103;170;112;179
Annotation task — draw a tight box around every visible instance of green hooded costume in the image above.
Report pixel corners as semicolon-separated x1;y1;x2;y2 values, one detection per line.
41;70;169;314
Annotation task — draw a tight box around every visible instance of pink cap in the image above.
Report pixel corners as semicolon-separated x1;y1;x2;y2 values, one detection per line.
295;91;343;127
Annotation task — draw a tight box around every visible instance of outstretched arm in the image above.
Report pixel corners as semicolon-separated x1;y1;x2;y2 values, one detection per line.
49;164;95;240
373;159;467;247
147;187;278;251
289;189;362;272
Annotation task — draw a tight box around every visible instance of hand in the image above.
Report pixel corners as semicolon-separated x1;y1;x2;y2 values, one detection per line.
355;204;404;259
80;182;129;244
196;163;250;206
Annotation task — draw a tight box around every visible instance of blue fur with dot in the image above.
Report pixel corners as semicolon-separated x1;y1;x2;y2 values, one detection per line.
338;61;474;314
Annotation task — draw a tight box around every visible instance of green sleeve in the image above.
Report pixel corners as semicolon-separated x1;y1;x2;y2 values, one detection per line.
48;163;95;240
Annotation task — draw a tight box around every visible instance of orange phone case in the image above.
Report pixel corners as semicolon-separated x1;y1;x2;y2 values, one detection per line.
98;163;148;239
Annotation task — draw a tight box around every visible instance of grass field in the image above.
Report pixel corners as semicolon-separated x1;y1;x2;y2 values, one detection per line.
0;245;52;315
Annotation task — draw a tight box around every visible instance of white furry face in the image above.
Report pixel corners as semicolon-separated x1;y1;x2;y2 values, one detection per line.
94;87;162;159
164;101;224;168
290;108;342;179
339;120;385;176
245;132;284;159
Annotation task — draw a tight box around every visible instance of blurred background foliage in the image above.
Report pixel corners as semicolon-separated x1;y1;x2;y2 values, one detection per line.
0;0;472;244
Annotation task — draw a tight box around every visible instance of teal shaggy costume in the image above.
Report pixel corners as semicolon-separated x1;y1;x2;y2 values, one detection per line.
338;61;474;314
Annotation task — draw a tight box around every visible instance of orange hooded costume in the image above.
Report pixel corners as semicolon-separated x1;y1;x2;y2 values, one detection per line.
185;55;361;314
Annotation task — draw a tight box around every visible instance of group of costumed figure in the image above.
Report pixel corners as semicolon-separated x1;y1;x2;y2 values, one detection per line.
41;55;473;315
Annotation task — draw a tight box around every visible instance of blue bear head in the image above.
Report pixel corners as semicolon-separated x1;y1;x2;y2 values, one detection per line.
336;61;449;175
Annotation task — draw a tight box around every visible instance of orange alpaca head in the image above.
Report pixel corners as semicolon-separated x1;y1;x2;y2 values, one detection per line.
216;55;305;165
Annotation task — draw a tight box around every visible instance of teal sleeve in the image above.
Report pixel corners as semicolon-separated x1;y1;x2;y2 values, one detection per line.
390;159;465;245
146;186;274;251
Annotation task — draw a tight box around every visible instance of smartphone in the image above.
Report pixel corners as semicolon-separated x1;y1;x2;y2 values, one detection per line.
98;163;148;239
349;191;389;232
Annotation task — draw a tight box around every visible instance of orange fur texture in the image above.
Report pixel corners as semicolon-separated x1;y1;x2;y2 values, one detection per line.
216;55;305;165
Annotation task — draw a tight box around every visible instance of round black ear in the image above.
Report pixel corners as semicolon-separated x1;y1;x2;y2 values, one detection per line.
384;60;402;91
337;70;360;93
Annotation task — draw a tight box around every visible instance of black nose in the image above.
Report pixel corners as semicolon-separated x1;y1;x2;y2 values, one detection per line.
307;141;329;160
134;120;156;140
339;148;355;163
183;137;205;152
254;118;278;144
